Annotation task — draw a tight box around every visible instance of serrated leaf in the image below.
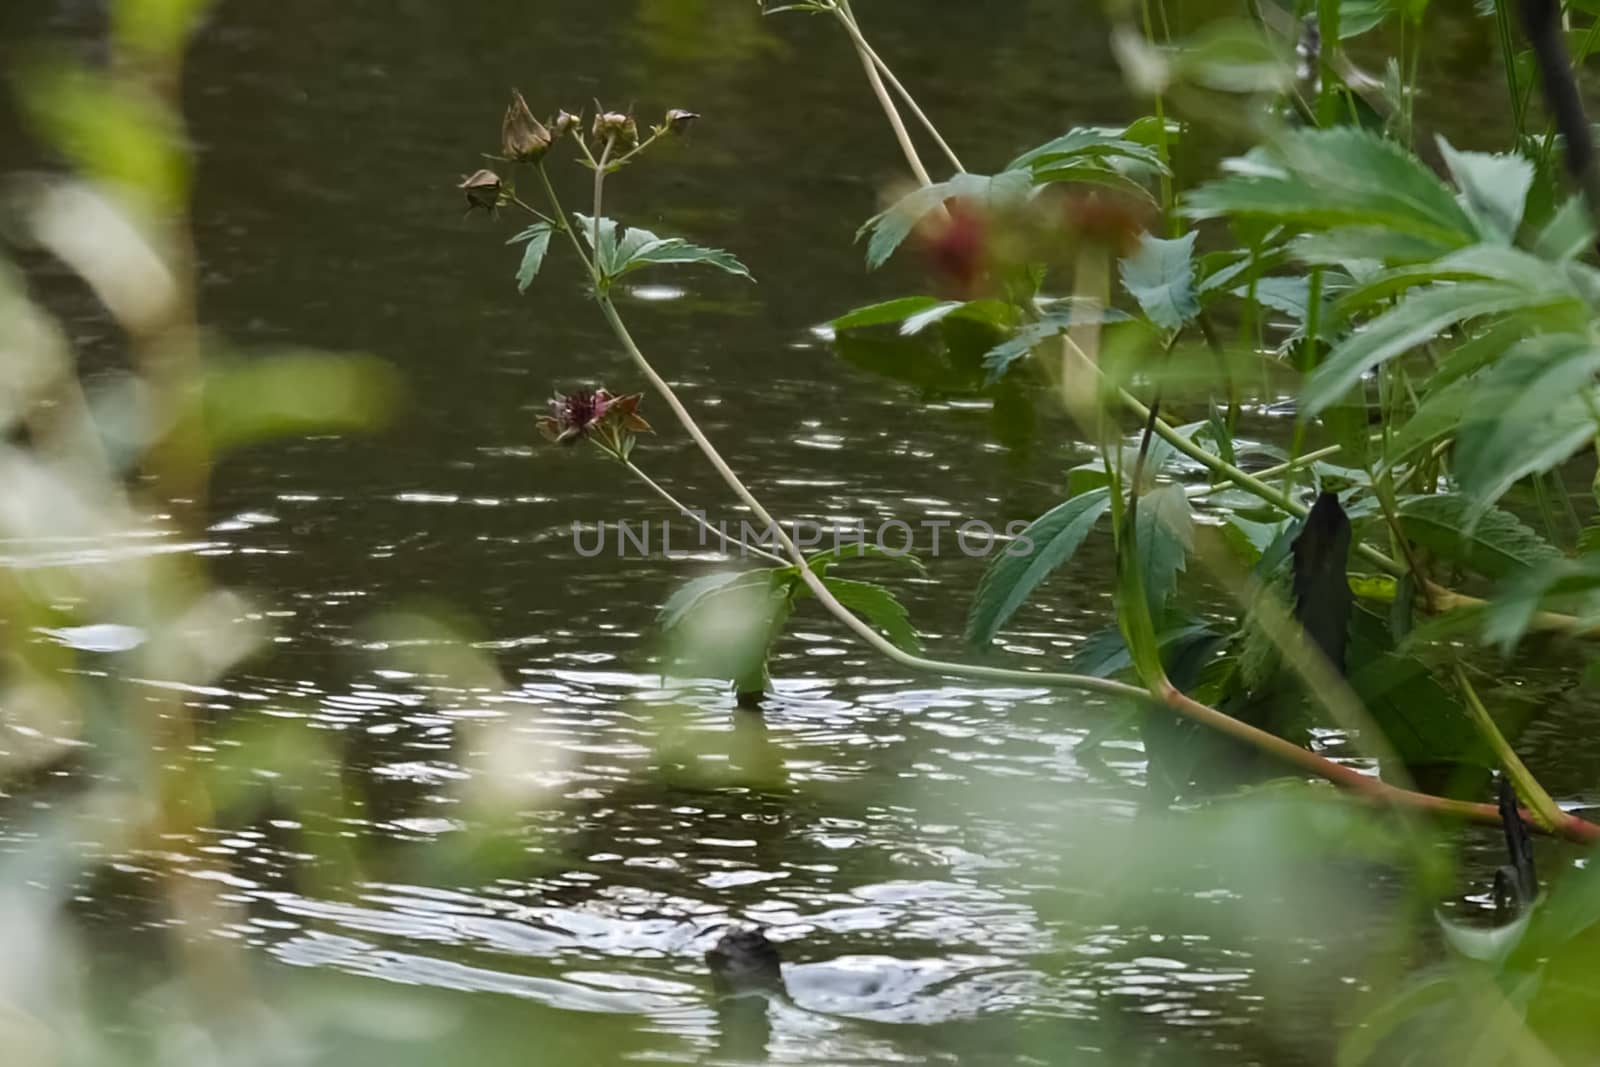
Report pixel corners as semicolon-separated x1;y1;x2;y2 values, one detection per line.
1482;555;1600;652
805;542;926;575
1184;127;1478;246
965;487;1113;646
819;576;921;653
981;303;1131;384
1533;197;1596;262
1115;506;1167;688
512;223;553;293
859;171;1032;270
1119;231;1200;332
621;237;753;281
1301;281;1570;415
1436;137;1534;243
1453;334;1600;514
1136;483;1194;617
572;214;753;281
1292;226;1455;268
1396;494;1560;579
1006;126;1168;173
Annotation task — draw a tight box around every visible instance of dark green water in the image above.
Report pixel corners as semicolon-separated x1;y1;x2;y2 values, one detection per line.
3;2;1599;1064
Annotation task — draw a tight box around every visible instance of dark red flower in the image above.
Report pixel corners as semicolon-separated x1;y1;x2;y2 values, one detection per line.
915;199;989;299
537;388;652;448
1060;191;1151;257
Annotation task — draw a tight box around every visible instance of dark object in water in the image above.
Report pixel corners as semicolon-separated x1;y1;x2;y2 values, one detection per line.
1493;775;1539;922
1290;491;1352;674
706;926;786;997
1520;0;1600;253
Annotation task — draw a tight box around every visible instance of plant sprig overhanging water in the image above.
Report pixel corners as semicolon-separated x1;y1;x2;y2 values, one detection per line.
463;73;1600;849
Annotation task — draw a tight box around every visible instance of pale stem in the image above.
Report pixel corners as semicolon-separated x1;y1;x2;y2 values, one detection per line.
832;2;934;186
836;3;965;173
621;457;790;565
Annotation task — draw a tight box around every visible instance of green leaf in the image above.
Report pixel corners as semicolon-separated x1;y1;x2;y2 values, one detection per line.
1386;375;1477;469
657;570;773;631
1167;20;1294;94
965;488;1112;646
1435;137;1534;242
657;569;794;692
1396;494;1561;579
1345;609;1488;767
1006;126;1167;174
1334;244;1574;313
1301;281;1569;415
1453;334;1600;513
1136;484;1194;617
805;542;926;575
981;302;1131;384
819;577;921;653
831;296;945;330
859;171;1031;270
1293;227;1455;268
1533;197;1596;262
573;214;753;281
572;213;620;270
1184;127;1478;246
1119;231;1200;332
511;223;553;293
620;237;753;280
1115;507;1167;688
1482;555;1600;652
1066;621;1224;682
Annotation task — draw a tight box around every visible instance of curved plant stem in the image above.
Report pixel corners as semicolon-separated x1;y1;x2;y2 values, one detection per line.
1118;386;1404;576
590;290;1600;844
833;1;934;186
531;127;1600;845
1188;445;1342;500
621;458;790;565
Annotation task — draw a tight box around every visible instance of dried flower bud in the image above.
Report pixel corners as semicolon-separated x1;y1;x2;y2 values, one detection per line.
551;109;582;140
662;108;700;134
458;169;504;214
591;110;639;151
502;89;553;162
537;388;652;450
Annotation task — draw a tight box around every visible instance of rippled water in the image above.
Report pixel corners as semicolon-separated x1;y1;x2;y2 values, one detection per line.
2;1;1597;1064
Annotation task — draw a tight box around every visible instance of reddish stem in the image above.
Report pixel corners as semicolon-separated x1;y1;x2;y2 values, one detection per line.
1161;684;1600;846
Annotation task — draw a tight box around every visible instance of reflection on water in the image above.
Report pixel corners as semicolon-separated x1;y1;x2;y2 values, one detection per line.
1;1;1596;1064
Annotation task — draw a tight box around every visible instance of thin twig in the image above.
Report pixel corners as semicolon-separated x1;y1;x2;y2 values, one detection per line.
832;1;934;186
622;458;790;565
836;5;964;173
